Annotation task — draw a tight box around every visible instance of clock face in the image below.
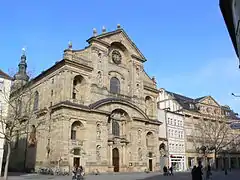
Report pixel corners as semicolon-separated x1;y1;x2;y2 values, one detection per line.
112;50;122;64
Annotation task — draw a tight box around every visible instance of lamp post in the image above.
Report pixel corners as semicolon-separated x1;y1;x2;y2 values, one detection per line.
232;93;240;97
222;150;228;175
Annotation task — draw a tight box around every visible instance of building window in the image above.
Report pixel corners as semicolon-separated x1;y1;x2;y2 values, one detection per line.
174;130;177;137
170;119;173;124
167;118;170;124
51;90;53;96
52;78;54;84
189;104;194;109
71;121;83;140
33;91;39;111
174;119;176;125
112;120;120;136
110;77;120;94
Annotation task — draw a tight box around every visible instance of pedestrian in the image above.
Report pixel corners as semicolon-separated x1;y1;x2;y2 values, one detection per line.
206;165;212;180
191;166;197;180
169;166;173;176
163;166;168;176
195;161;203;180
72;164;77;180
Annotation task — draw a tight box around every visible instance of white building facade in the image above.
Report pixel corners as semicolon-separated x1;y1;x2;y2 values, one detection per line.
0;70;12;173
157;88;187;171
166;111;186;171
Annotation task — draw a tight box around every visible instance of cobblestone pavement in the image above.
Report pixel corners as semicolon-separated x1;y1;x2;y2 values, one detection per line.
4;170;240;180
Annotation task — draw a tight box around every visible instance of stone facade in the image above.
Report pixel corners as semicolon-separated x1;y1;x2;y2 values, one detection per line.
9;27;162;173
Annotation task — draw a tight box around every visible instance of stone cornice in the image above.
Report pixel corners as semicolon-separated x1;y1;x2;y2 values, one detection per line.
132;117;162;125
87;38;111;48
64;58;93;72
51;101;111;116
143;85;159;94
131;54;146;63
51;100;159;125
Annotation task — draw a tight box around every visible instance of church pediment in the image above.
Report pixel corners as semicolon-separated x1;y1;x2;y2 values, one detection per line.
87;28;146;62
196;96;220;107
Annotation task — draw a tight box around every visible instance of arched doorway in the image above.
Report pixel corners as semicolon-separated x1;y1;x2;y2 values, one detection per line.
112;148;120;172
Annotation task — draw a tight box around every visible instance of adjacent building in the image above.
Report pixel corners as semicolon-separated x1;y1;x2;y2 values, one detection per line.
220;0;240;67
0;70;12;173
158;89;187;171
158;88;240;170
9;26;164;173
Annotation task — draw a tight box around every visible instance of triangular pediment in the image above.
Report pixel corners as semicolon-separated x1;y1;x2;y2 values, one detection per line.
197;96;220;107
87;29;146;62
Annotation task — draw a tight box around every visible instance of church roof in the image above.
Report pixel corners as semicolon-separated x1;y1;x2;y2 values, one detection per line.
0;69;12;80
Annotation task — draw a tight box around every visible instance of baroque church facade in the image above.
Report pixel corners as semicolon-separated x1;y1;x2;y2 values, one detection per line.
9;26;163;173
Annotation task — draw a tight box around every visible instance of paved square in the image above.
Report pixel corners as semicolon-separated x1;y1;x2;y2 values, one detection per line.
4;170;240;180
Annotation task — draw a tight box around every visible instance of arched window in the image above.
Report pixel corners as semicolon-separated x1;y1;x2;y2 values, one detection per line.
110;77;120;94
71;121;83;140
112;120;120;136
33;91;39;111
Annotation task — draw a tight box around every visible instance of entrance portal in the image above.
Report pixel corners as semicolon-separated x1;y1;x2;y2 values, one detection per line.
73;157;80;167
112;148;120;172
149;159;153;171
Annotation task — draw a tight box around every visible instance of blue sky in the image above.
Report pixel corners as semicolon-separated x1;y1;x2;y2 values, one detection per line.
1;0;240;113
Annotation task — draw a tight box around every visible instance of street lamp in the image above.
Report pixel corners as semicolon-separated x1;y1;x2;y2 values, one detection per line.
232;93;240;97
222;150;228;175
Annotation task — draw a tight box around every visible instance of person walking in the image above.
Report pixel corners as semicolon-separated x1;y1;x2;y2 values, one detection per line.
72;165;77;180
169;166;173;176
195;161;203;180
206;165;212;180
191;166;197;180
163;166;168;176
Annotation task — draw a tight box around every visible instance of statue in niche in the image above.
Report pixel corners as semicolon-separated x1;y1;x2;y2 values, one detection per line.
127;83;131;94
136;84;140;96
138;130;142;144
136;67;140;77
46;138;51;158
96;145;101;161
96;124;101;139
97;71;103;86
138;148;143;161
129;151;132;161
28;125;37;147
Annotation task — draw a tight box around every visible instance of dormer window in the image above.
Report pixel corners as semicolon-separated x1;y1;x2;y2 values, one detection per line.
225;111;230;116
189;103;194;109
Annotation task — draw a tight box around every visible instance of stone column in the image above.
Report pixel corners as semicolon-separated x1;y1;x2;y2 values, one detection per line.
109;143;113;166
